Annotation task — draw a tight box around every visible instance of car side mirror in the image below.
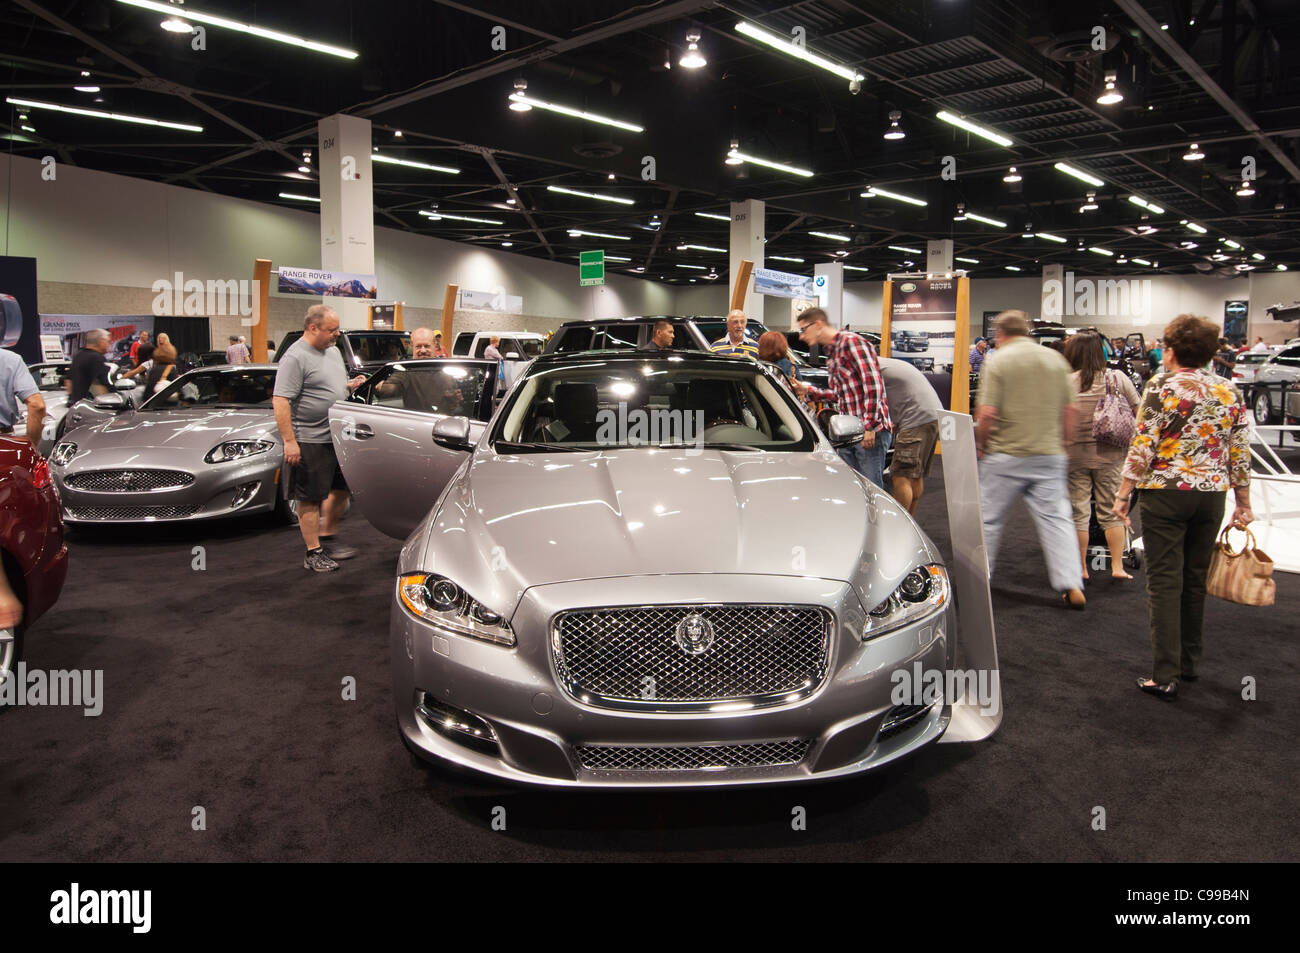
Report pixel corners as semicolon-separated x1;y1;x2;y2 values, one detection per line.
432;415;473;451
504;351;520;360
826;414;865;447
93;392;129;411
115;378;137;391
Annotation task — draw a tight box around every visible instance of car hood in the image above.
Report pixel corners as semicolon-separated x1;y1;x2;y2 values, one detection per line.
416;447;936;618
61;407;278;461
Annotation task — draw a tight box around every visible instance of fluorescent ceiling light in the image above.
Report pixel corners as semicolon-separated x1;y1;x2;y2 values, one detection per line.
965;211;1007;228
676;243;725;253
500;242;513;248
1054;162;1105;188
810;230;850;241
605;255;631;262
507;93;643;133
115;0;358;59
1004;265;1021;271
567;228;631;241
863;186;927;207
1251;253;1265;261
5;96;202;132
547;184;634;206
1037;232;1067;243
726;149;813;178
1089;246;1114;256
1185;222;1207;234
421;210;504;225
1127;194;1165;214
955;256;980;264
1278;264;1288;271
371;153;460;175
733;20;863;83
676;264;707;270
888;244;922;254
768;255;804;263
1131;258;1152;266
843;265;870;272
694;211;730;221
935;110;1012;147
279;192;319;202
1224;239;1242;249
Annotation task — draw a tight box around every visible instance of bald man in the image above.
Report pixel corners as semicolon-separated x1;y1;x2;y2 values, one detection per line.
410;327;437;359
709;309;760;359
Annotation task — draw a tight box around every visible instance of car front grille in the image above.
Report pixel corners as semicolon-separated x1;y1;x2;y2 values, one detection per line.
552;604;831;710
65;469;195;492
576;740;812;773
65;503;200;521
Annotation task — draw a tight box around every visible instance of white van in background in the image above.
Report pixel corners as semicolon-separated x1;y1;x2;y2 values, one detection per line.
451;331;547;390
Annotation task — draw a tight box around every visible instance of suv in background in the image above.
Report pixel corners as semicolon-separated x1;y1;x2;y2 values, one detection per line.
1248;344;1300;424
891;329;929;353
273;329;411;374
452;331;546;360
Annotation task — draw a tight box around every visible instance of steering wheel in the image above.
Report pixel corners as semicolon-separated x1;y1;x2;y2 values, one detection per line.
704;416;741;428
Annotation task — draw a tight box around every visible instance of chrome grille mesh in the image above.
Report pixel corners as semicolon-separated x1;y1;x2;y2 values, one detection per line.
576;740;812;772
66;469;195;492
552;605;831;707
66;503;200;521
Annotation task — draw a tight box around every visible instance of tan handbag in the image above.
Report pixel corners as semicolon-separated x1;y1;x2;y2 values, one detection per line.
1206;525;1275;606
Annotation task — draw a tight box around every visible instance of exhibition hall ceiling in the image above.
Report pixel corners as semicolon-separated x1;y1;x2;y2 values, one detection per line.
3;0;1298;283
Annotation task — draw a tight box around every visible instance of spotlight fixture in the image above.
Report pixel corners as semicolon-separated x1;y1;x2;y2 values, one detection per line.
883;110;905;140
1021;223;1035;238
607;172;615;181
5;96;202;132
694;211;730;221
832;250;850;258
862;185;927;207
546;184;634;206
1236;180;1255;197
297;164;310;174
1096;71;1123;105
1002;166;1022;183
935;110;1012;147
73;71;100;93
733;20;864;85
1116;255;1128;264
508;79;531;111
160;0;192;33
507;88;643;132
117;0;358;58
965;211;1007;228
1055;162;1105;188
810;230;851;242
1079;191;1099;212
724;139;744;166
301;149;312;164
679;32;707;69
279;192;320;203
953;203;967;222
887;245;922;254
725;147;813;177
371;153;460;175
1183;143;1205;161
675;243;725;252
393;129;402;138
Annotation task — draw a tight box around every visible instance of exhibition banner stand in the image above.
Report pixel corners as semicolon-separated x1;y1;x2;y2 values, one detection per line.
880;273;972;414
935;409;1002;743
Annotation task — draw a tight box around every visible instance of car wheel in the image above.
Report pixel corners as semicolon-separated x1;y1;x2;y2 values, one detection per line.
1253;390;1277;425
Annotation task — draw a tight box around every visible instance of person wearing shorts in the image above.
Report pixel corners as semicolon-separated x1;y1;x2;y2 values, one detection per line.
878;357;943;514
273;305;366;572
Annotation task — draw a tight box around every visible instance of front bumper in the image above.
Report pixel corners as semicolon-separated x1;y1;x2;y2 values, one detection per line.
54;458;281;523
394;574;955;788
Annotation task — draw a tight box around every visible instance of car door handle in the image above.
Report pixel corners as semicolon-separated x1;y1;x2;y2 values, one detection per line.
352;423;374;439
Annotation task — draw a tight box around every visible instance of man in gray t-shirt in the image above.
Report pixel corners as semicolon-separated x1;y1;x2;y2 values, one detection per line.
879;357;944;515
0;347;45;445
273;305;366;571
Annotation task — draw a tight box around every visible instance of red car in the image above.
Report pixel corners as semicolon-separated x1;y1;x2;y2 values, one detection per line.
0;436;68;680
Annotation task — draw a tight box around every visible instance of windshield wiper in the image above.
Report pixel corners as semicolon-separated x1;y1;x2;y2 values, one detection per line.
656;442;760;451
493;441;591;453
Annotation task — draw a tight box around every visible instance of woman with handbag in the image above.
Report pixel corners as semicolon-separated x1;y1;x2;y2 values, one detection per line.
1064;331;1141;580
1113;315;1253;701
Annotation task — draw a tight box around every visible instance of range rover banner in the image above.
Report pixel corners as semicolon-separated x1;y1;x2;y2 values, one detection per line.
277;267;378;299
886;277;959;373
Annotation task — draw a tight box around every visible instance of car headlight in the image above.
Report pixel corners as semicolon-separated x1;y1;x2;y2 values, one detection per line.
50;442;77;467
862;564;948;640
398;573;515;646
204;440;275;464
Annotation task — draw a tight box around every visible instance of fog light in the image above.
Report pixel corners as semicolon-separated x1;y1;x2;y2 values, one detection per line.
416;693;499;755
230;481;260;509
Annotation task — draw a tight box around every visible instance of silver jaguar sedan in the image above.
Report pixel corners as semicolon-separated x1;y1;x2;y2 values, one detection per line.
49;365;290;524
332;351;992;788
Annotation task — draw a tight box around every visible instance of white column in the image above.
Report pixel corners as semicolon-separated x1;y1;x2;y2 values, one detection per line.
729;199;765;315
814;262;844;327
926;239;953;274
1041;263;1064;322
318;114;375;329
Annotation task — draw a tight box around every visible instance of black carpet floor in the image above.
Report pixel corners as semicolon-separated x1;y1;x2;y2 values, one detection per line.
3;462;1297;863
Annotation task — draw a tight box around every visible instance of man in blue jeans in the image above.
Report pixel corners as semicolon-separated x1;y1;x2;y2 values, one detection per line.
791;308;892;488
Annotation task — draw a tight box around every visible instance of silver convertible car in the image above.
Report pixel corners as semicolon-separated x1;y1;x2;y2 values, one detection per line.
331;351;994;788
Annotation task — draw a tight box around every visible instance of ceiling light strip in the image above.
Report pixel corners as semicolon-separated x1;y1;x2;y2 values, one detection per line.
371;153;460;175
547;185;634;206
115;0;358;59
935;110;1012;147
507;93;643;132
6;96;202;132
863;186;927;207
726;149;814;178
733;20;863;83
1054;162;1105;188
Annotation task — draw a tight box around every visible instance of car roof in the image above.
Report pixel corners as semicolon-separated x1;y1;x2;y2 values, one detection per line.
528;349;766;368
553;314;763;329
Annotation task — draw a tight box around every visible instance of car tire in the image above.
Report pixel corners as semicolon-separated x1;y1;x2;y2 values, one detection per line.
1253;390;1277;425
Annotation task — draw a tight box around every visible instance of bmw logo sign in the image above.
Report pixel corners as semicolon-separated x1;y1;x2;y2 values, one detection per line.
814;275;826;288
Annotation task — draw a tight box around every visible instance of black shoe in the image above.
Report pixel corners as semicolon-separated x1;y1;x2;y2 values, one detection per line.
1136;677;1178;701
304;549;340;573
320;538;357;560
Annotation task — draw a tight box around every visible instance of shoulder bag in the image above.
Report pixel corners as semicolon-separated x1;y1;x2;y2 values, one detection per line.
1206;524;1275;606
1092;370;1137;448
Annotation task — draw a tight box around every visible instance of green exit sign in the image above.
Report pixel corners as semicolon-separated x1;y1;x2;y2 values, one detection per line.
579;249;605;287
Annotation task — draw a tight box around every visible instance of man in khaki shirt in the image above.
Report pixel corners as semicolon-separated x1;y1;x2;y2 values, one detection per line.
975;310;1086;608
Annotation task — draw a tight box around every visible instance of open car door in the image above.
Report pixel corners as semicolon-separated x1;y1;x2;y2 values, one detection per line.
329;358;497;539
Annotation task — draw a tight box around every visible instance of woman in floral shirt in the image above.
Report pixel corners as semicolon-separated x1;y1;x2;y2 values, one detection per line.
1114;315;1253;701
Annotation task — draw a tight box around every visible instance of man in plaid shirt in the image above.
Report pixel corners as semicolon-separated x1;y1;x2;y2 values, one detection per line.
792;307;892;488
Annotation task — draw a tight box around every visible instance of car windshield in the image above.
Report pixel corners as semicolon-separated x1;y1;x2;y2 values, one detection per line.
516;338;544;357
141;369;279;410
32;364;69;391
348;333;411;363
694;319;770;346
366;362;494;420
493;358;816;452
